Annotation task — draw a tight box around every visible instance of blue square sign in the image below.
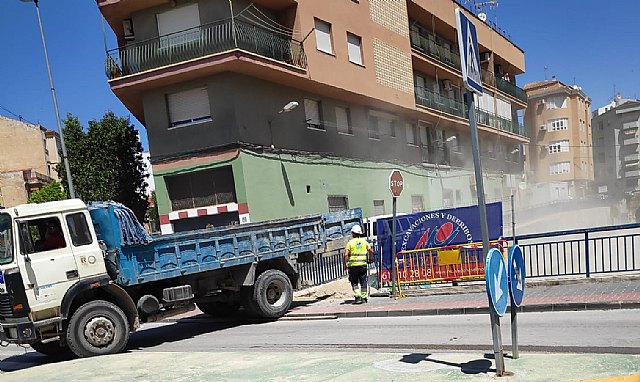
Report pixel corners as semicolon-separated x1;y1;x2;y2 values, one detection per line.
455;8;483;95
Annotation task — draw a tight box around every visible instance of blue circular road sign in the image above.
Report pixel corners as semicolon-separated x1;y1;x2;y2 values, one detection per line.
485;247;508;316
508;245;526;307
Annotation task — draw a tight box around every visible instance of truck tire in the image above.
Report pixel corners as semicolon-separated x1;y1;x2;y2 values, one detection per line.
252;269;293;319
197;301;240;317
30;341;70;356
66;300;130;358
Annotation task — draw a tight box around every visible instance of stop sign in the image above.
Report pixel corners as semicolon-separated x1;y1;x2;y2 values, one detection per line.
389;170;404;197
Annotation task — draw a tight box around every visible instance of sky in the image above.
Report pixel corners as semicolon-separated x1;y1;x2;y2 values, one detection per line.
0;0;639;152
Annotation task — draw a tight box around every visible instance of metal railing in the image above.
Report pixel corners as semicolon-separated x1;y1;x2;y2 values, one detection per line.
495;76;528;103
410;24;461;71
508;223;640;278
295;249;346;289
415;85;466;118
415;86;525;137
106;19;307;80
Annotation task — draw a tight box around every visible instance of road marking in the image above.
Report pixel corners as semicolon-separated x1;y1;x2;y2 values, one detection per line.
580;375;640;382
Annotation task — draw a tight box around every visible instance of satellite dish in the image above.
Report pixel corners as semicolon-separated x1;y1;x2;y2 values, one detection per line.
478;12;487;22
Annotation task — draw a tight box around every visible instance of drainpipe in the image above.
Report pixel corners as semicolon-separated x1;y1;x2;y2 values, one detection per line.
229;0;237;48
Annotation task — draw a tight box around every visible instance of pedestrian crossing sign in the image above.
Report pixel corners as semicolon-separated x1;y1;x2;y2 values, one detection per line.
455;8;483;95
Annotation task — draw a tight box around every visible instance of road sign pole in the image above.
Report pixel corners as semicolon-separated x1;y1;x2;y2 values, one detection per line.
468;89;505;376
391;196;397;298
511;307;519;359
511;193;516;244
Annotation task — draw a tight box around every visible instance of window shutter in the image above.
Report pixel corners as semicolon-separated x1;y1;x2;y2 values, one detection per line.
157;4;200;36
167;87;211;127
336;107;350;134
347;33;362;65
304;99;321;128
314;19;333;54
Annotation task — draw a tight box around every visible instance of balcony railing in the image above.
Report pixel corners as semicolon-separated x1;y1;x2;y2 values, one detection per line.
106;19;307;80
410;25;461;71
415;86;526;137
415;86;466;118
495;76;527;103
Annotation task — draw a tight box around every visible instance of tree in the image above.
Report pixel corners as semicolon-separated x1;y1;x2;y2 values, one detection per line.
57;112;148;220
146;191;160;233
28;181;67;204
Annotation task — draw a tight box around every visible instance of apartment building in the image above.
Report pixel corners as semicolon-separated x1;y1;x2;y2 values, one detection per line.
592;99;640;212
98;0;528;234
0;116;60;207
523;78;593;203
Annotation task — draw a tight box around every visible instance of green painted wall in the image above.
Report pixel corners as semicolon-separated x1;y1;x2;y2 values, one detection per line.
238;149;508;221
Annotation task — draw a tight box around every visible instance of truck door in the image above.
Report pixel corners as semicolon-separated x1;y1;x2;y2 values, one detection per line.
63;211;106;279
16;215;79;310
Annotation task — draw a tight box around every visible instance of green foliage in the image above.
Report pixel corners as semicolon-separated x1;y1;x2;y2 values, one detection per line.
146;191;160;233
57;112;149;220
28;181;67;204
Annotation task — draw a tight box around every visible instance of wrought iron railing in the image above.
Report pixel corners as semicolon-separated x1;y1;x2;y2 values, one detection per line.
106;19;307;80
415;86;526;137
415;85;466;118
410;24;461;71
495;76;528;103
508;223;640;278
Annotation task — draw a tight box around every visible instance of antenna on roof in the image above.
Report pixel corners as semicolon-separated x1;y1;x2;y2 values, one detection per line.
544;66;548;80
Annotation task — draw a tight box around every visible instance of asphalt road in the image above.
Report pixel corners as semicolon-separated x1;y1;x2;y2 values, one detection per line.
125;309;640;354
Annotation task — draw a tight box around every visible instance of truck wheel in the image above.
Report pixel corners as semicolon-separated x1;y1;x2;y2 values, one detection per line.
30;341;70;356
197;302;240;317
66;300;130;358
240;286;260;317
252;270;293;319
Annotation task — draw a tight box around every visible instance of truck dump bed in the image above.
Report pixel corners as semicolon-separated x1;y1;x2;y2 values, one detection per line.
88;202;360;286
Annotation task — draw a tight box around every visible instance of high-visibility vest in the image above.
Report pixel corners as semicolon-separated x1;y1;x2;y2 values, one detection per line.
346;237;370;267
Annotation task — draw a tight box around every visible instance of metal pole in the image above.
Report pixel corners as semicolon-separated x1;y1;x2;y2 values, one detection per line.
511;193;516;244
32;0;75;198
228;0;238;48
391;196;397;298
511;307;519;359
467;89;505;376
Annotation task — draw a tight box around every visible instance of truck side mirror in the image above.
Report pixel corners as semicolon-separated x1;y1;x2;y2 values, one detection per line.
17;222;34;261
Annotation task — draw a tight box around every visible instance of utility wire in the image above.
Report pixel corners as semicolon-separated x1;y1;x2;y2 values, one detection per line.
0;104;38;126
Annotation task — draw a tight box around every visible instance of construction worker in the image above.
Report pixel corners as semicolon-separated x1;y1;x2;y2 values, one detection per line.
343;224;374;304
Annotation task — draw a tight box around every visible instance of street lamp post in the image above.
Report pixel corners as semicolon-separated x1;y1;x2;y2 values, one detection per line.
267;101;299;149
21;0;76;198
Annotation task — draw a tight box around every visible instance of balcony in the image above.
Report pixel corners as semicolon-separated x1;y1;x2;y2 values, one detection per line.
106;19;307;80
623;137;640;146
415;85;466;118
410;23;461;72
495;76;527;104
415;86;526;137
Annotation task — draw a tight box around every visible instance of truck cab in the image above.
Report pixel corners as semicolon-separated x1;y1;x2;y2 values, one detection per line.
0;200;136;357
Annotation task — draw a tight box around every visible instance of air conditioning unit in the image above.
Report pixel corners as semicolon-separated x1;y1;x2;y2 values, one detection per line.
442;79;452;90
539;124;546;131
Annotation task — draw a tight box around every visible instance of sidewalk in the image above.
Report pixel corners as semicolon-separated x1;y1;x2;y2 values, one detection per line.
170;274;640;321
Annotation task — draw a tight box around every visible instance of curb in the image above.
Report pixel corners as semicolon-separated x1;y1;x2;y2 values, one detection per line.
285;301;640;319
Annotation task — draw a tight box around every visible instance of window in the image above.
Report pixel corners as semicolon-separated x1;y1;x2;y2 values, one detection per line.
314;19;333;54
418;122;429;146
450;135;461;153
167;87;211;128
548;140;569;153
545;96;567;110
66;213;93;247
19;217;67;253
368;114;380;139
406;123;418;145
548;118;568;131
157;4;201;48
347;32;363;65
549;161;571;175
373;200;385;215
328;195;348;212
0;213;12;265
166;166;236;210
411;195;424;213
304;99;323;130
496;97;512;119
335;107;352;134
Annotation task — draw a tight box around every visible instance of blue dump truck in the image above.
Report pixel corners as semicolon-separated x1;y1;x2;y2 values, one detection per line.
0;199;360;357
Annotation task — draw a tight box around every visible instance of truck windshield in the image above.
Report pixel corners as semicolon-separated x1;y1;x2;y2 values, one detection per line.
0;213;13;265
